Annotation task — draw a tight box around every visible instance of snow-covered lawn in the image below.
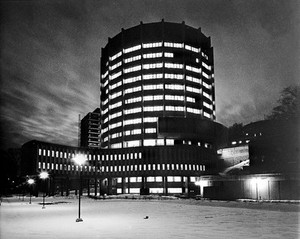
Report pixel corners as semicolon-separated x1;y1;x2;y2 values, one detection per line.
1;196;299;239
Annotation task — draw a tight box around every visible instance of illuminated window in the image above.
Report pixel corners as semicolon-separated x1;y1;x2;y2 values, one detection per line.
124;107;142;115
124;65;141;73
165;105;184;111
125;96;142;104
111;132;122;139
201;52;208;60
110;101;122;110
110;91;122;99
110;121;122;129
164;42;183;48
111;80;122;90
165;74;184;79
203;81;211;90
124;140;141;147
144;106;163;112
186;86;201;94
166;139;174;145
202;62;211;70
123;118;142;126
124;45;141;54
143;95;163;101
143;139;156;146
186;97;195;103
165;95;184;101
144;117;157;123
142;42;163;48
203;91;212;100
124;86;142;94
164;52;174;58
143;84;163;90
202;71;210;79
203;112;211;118
203;101;212;110
110;71;122;80
143;63;163;69
186;65;201;73
143;74;163;80
123;75;141;84
110;61;122;70
110;111;122;120
186;75;201;84
165;84;184;90
187;107;201;114
185;44;200;53
101;71;109;79
165;63;183;69
143;52;163;59
110;51;122;61
145;128;156;133
124;55;141;63
125;129;141;136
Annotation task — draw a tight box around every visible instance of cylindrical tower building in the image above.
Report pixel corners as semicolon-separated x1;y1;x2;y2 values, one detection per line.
100;20;216;149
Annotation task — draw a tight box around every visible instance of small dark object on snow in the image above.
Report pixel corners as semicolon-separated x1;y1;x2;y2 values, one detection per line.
144;216;149;219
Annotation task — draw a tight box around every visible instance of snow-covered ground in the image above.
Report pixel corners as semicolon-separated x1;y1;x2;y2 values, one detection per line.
1;196;299;239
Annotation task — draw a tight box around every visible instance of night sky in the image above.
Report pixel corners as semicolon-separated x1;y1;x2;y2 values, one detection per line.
1;0;299;150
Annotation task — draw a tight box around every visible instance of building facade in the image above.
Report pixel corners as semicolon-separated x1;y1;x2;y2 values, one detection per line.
100;20;216;149
80;108;101;148
20;21;227;197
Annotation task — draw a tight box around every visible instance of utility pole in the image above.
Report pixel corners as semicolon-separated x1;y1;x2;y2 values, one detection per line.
78;114;81;147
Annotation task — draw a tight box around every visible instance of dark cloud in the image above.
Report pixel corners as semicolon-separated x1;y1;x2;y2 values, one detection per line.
1;0;299;149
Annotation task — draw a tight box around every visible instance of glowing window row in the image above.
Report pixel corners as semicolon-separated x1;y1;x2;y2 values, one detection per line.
124;45;141;54
166;106;184;111
185;44;200;53
186;86;201;94
110;101;122;110
165;63;183;69
110;71;122;80
143;42;163;48
187;107;201;114
124;55;141;63
125;96;142;104
109;44;204;62
110;51;122;61
202;62;211;70
186;75;201;84
202;71;210;79
203;112;211;119
111;80;122;90
102;71;108;79
124;65;141;73
143;63;163;69
110;111;122;120
110;122;122;129
203;91;212;100
110;61;122;70
143;52;163;59
165;73;184;79
111;132;122;139
124;118;142;126
125;129;141;136
38;162;98;173
186;65;201;74
124;107;142;115
110;91;122;99
203;101;213;110
101;163;205;173
144;95;163;101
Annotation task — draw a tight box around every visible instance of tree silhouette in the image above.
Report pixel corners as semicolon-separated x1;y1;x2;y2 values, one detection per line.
267;85;299;120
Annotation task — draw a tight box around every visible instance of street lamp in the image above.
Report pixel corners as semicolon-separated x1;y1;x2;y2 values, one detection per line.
27;178;35;204
39;171;49;209
73;154;87;222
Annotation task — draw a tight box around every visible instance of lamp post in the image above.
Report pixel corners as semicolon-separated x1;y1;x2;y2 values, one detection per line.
73;154;87;222
27;178;35;204
39;171;49;209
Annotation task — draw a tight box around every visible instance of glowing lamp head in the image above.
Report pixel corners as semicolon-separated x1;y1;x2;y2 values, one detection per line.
27;178;35;185
39;171;49;179
73;154;87;166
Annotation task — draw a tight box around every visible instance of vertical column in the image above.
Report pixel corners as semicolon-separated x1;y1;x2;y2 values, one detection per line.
163;176;168;195
94;177;98;196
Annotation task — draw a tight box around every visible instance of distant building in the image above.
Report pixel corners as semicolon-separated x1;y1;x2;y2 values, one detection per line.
80;108;101;148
